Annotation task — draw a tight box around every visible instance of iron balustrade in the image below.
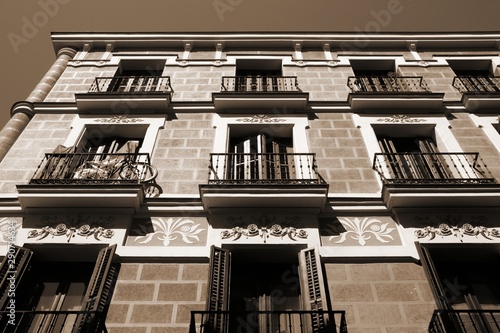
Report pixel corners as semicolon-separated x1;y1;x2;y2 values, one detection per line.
373;152;496;184
88;76;173;93
30;153;157;185
189;310;347;333
347;76;430;93
428;309;500;333
207;153;326;185
452;76;500;93
221;76;302;92
0;310;107;333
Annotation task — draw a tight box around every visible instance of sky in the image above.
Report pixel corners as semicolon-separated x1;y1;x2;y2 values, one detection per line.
1;0;500;130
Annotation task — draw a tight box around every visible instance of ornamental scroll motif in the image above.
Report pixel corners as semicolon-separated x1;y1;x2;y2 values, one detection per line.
377;115;427;123
415;224;500;242
221;215;308;243
221;224;308;243
28;224;114;242
94;115;144;123
235;114;287;123
27;215;115;242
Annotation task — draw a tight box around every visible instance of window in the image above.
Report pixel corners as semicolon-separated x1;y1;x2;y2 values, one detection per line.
376;133;453;181
349;60;397;92
206;246;330;333
0;245;117;331
228;125;294;181
101;59;167;93
418;244;500;332
449;60;500;93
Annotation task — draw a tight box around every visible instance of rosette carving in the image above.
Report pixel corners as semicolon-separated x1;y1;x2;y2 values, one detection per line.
415;223;500;242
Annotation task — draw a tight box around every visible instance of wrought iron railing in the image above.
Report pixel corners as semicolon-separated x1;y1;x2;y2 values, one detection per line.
189;310;347;333
88;76;173;93
373;152;496;184
428;309;500;333
207;153;326;185
348;76;430;93
0;310;106;333
452;76;500;93
30;153;157;185
221;76;301;92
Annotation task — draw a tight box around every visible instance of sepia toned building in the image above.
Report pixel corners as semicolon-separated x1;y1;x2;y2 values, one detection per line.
0;31;500;333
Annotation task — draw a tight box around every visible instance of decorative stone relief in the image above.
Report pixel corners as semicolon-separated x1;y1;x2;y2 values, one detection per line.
412;214;500;242
94;115;144;123
26;215;115;243
377;115;427;123
235;115;287;123
129;217;207;246
221;224;308;243
221;215;307;243
322;216;401;246
28;224;114;242
415;224;500;242
0;218;20;244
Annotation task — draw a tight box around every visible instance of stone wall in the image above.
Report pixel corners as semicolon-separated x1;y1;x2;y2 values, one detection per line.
107;263;208;333
326;262;436;333
152;113;215;195
308;113;380;194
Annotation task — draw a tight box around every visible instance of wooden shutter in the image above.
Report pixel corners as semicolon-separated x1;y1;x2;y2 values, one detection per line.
206;246;231;333
416;243;450;310
73;244;117;333
298;247;328;333
0;245;33;311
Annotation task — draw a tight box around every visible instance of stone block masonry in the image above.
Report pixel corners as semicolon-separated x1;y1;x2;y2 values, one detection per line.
107;263;208;333
152;113;215;195
0;113;75;193
326;263;436;333
308;113;380;194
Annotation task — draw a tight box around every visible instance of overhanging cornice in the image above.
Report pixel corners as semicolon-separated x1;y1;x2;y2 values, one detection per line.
51;31;500;54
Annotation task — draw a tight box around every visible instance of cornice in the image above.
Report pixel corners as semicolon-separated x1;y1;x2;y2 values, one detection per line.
51;31;500;54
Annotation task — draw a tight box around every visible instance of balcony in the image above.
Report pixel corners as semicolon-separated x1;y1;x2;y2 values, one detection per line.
17;153;156;211
428;309;500;333
347;76;444;110
452;76;500;110
75;76;173;112
189;310;347;333
213;76;309;111
373;152;500;208
199;153;328;211
0;310;106;333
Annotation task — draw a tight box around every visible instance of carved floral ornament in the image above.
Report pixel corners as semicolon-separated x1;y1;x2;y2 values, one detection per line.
221;215;307;243
221;224;308;243
27;215;115;242
28;224;114;242
376;115;427;123
235;114;287;123
94;115;144;123
415;224;500;242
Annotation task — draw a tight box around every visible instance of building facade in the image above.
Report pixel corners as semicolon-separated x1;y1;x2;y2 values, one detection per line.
0;32;500;333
